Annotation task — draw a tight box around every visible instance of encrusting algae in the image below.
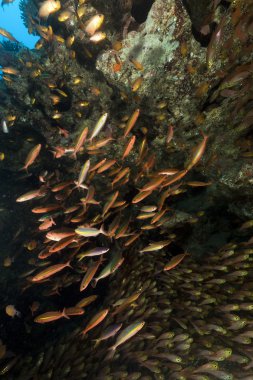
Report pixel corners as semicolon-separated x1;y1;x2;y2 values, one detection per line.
0;0;253;378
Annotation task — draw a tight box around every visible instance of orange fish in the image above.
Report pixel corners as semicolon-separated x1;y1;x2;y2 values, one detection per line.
158;168;179;175
34;309;70;323
87;137;113;150
49;236;77;253
112;40;122;51
107;214;121;237
138;136;148;161
80;258;102;292
186;132;208;170
46;228;75;241
124;232;141;247
1;66;19;75
151;208;168;224
39;217;58;232
131;76;143;92
80;186;99;207
158;183;181;210
85;14;104;36
16;188;47;202
186;181;211;187
103;191;119;216
132;189;152;204
64;307;85;316
115;217;131;239
51;180;73;192
26;240;37;251
97;159;116;174
90;158;107;172
31;261;72;282
122;135;136;159
112;167;130;187
76;295;98;308
72;126;89;159
164;253;188;271
21;144;41;172
130;59;144;71
32;204;61;213
140;175;166;192
5;305;21;318
64;205;80;214
124;109;140;138
161;170;188;188
0;27;19;42
81;309;109;335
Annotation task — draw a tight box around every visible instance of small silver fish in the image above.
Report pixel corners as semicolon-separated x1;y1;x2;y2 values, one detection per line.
2;120;8;133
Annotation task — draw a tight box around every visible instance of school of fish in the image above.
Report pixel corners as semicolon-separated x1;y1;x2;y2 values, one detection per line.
0;0;253;378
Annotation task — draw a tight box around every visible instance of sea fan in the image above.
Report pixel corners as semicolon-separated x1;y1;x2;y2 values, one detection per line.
19;0;39;35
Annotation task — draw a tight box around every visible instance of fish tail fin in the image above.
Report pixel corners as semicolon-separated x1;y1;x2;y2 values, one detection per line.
72;182;79;191
200;129;208;139
66;260;73;269
80;329;87;338
104;347;116;360
91;278;98;288
92;339;100;348
90;199;100;205
100;224;107;236
62;308;70;319
18;166;27;172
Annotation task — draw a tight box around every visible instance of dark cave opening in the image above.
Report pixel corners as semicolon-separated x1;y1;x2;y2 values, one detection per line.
131;0;155;24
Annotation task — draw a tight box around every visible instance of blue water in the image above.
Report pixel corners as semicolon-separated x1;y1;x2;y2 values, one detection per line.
0;0;39;48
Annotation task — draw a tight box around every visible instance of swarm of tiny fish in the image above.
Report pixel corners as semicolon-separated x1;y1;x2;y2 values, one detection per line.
2;239;253;379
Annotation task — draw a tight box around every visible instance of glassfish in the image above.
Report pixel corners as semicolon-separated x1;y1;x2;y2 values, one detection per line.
93;323;122;347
